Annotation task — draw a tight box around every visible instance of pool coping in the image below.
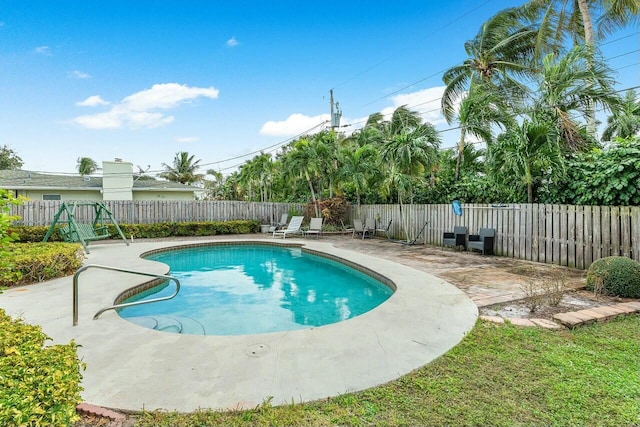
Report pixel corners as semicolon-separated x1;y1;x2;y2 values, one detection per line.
0;237;478;413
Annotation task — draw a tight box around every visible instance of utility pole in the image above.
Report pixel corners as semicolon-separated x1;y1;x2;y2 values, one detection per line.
329;89;342;129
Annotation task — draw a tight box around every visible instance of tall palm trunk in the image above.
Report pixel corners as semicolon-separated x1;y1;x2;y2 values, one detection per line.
305;172;320;217
577;0;597;136
398;191;411;242
455;127;467;180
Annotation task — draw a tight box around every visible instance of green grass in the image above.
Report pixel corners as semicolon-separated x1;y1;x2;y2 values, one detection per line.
135;316;640;427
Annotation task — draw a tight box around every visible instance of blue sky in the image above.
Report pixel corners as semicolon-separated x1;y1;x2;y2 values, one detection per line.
1;1;638;176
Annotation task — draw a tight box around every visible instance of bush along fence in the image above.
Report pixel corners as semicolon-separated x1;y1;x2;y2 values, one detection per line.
10;200;640;269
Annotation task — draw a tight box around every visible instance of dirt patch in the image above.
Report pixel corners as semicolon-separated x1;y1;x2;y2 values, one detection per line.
480;289;633;320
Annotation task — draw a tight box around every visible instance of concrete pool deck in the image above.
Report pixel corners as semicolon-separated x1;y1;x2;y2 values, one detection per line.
0;236;478;413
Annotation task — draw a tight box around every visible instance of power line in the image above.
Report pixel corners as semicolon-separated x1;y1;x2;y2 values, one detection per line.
334;0;493;90
197;120;328;168
600;32;639;46
607;48;640;60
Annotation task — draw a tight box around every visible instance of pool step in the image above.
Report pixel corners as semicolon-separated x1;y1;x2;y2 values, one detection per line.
126;315;206;335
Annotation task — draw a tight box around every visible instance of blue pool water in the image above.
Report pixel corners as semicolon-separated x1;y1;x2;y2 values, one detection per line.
118;244;393;335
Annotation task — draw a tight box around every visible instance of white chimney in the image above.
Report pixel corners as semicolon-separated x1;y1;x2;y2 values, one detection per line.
102;160;133;200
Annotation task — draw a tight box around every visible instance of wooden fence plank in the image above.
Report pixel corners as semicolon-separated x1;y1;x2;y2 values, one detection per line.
545;204;553;264
559;204;568;267
539;204;546;263
611;206;620;257
620;206;631;258
592;205;601;262
552;204;560;265
575;206;585;269
632;206;640;262
567;205;576;268
584;205;593;268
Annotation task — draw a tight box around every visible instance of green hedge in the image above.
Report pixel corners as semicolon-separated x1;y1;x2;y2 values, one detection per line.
0;243;84;287
9;220;261;242
586;256;640;298
0;309;84;426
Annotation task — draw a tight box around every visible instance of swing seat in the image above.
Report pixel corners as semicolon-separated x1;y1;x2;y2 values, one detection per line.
60;223;110;243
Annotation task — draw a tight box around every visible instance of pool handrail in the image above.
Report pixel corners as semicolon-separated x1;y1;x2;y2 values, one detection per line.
72;264;180;326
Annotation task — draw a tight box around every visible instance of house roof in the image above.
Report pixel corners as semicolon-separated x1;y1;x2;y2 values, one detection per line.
0;170;196;192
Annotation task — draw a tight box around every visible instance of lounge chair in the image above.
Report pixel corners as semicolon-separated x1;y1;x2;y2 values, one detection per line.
352;219;370;239
273;216;304;239
305;217;323;239
443;226;467;250
467;228;495;255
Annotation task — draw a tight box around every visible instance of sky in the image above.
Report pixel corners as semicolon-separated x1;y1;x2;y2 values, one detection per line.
1;1;638;176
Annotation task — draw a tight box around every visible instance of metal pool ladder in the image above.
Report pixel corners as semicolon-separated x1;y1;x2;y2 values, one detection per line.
72;264;181;326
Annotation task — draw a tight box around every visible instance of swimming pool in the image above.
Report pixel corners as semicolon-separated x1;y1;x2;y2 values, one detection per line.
118;244;394;335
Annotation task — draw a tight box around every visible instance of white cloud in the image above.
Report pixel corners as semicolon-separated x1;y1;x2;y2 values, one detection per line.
381;86;448;126
69;70;91;79
72;83;219;130
175;136;200;143
120;83;219;111
226;36;239;47
260;113;330;137
34;46;52;56
76;95;110;107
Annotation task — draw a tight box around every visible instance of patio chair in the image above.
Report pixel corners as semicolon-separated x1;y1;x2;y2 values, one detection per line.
375;219;392;240
443;226;467;250
352;219;371;239
305;217;323;239
340;219;354;235
275;213;289;229
365;218;376;235
467;228;495;255
273;216;304;239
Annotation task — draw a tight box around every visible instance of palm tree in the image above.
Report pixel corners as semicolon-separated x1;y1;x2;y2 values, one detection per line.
602;90;640;141
238;153;273;202
283;137;323;217
597;0;639;37
489;115;564;203
76;157;98;176
441;8;538;123
380;120;440;241
520;0;639;134
441;8;538;181
521;0;639;54
160;152;204;184
536;45;619;150
336;144;377;208
203;169;225;200
451;84;515;179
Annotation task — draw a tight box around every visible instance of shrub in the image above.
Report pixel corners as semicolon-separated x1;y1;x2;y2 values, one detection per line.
10;220;260;243
586;256;640;298
10;225;64;243
0;189;21;245
0;243;83;287
0;309;84;426
304;197;350;225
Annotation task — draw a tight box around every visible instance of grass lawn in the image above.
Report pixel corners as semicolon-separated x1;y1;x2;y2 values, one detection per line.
135;316;639;427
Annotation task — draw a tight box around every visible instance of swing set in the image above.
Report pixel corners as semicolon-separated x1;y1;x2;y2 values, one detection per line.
42;202;129;253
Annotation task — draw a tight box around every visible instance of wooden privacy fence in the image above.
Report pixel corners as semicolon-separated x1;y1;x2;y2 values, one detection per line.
353;203;640;269
10;200;639;269
13;200;305;227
